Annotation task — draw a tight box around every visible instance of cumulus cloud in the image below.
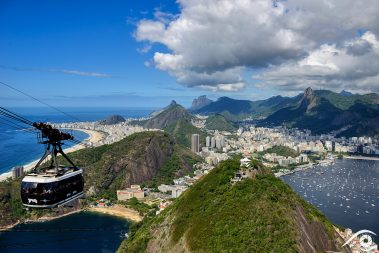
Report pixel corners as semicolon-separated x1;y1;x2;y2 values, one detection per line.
135;0;379;92
256;32;379;93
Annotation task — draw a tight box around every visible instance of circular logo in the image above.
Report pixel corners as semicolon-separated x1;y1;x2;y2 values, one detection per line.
360;234;373;251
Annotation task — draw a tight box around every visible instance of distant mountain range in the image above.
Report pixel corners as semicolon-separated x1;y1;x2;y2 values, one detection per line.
191;88;379;137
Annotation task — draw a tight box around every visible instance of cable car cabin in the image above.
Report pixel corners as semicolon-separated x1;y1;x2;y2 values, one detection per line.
21;167;84;208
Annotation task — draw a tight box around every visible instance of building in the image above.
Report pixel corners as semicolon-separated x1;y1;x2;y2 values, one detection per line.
11;166;24;180
206;136;210;147
191;134;200;153
117;185;144;201
171;186;187;198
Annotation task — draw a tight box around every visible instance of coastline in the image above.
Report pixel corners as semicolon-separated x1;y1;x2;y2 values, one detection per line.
0;205;141;231
87;205;143;222
0;128;105;182
344;155;379;161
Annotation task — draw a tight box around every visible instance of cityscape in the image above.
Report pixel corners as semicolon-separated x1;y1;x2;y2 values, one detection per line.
1;0;379;253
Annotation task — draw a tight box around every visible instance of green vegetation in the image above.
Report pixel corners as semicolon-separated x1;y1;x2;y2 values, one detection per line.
204;114;237;132
164;119;206;148
145;145;201;188
118;159;337;253
260;145;299;158
119;197;156;216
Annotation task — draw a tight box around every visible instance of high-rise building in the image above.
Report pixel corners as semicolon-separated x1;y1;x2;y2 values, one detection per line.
211;137;216;148
206;136;210;147
191;134;200;153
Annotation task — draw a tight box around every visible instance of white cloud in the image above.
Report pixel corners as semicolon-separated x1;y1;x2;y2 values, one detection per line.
135;0;379;92
255;32;379;93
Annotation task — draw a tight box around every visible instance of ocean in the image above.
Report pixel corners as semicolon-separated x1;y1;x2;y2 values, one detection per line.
0;107;155;175
0;212;130;253
282;159;379;238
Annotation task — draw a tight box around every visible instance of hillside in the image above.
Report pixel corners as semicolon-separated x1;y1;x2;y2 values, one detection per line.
66;131;200;196
118;159;348;253
263;87;379;136
189;95;212;111
261;145;299;158
99;115;126;125
205;114;237;132
164;119;206;148
143;101;205;148
144;101;192;129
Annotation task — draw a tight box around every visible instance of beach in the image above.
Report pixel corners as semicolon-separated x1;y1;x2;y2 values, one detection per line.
0;128;105;182
88;205;143;222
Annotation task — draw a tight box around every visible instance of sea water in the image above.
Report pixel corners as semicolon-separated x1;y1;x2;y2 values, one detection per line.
0;212;130;253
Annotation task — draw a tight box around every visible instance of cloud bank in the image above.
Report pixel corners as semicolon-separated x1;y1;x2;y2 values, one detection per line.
135;0;379;93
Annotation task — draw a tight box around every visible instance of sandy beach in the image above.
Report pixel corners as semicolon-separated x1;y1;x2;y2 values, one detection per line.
88;205;143;222
0;128;105;182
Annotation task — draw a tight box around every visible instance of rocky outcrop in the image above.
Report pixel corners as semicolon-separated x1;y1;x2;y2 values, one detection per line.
190;95;212;111
80;131;177;192
144;101;192;129
100;115;126;125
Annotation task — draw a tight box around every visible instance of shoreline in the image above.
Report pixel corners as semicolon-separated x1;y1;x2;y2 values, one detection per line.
0;205;142;231
0;128;105;182
87;205;143;222
344;155;379;161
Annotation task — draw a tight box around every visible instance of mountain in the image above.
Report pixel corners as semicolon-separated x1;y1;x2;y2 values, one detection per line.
263;87;379;136
100;115;126;125
339;90;353;97
192;95;297;120
143;101;206;147
192;96;254;120
144;100;192;129
118;159;348;253
189;95;212;111
205;114;237;132
67;131;200;194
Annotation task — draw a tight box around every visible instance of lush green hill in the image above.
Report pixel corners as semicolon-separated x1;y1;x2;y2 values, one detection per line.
263;88;379;136
144;101;193;129
204;114;237;132
118;159;347;253
261;145;299;158
164;119;206;148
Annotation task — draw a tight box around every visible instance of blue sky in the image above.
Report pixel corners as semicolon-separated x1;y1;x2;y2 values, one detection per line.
1;0;378;108
0;0;272;108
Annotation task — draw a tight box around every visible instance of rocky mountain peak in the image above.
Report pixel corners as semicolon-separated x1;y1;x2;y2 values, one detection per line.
304;87;314;98
169;100;177;106
190;95;212;110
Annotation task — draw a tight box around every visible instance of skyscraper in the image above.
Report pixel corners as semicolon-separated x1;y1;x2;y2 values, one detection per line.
206;136;210;147
191;134;200;153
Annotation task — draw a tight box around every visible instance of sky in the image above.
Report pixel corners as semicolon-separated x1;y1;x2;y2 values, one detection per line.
1;0;379;108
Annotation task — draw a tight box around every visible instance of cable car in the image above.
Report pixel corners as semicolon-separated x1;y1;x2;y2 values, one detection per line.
21;167;84;208
21;122;84;208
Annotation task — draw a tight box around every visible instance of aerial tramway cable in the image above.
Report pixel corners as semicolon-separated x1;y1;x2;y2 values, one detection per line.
0;81;82;122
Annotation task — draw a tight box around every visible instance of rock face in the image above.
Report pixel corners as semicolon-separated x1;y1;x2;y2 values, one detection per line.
144;101;192;129
190;95;212;111
100;115;126;125
77;131;175;191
